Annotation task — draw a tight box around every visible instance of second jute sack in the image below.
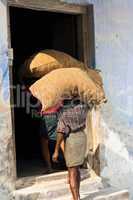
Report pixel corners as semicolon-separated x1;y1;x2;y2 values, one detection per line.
19;49;104;91
19;49;84;79
29;68;106;111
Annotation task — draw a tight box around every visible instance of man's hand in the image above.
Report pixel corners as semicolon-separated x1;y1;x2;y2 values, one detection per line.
52;132;64;163
52;151;59;163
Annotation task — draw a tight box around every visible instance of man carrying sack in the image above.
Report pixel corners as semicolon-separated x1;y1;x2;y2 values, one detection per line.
52;97;91;200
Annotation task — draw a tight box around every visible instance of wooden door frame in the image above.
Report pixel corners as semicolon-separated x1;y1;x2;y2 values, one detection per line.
7;0;96;186
8;0;95;67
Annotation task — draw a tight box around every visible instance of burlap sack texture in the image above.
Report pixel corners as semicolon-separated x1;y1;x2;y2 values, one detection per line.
19;49;104;88
29;68;106;111
19;49;85;79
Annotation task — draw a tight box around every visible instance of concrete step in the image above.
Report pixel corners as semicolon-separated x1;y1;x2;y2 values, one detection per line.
85;188;129;200
55;188;129;200
15;169;90;189
13;170;129;200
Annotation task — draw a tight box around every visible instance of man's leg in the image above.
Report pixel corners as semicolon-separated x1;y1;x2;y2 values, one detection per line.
65;132;86;199
68;166;80;200
40;136;52;170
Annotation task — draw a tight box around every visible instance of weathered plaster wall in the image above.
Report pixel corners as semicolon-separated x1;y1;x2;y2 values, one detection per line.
0;0;16;199
92;1;133;198
1;0;133;199
64;0;133;199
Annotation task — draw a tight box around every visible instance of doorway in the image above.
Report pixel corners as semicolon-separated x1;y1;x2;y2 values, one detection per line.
8;1;95;180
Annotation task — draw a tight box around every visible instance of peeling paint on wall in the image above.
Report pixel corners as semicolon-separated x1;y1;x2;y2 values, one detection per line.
0;1;15;200
0;0;10;111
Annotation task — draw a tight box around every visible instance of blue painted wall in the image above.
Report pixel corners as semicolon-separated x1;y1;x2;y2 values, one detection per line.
0;1;15;199
93;1;133;197
0;0;9;103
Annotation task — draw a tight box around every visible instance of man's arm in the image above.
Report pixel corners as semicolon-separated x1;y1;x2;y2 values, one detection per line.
53;110;65;162
52;132;64;162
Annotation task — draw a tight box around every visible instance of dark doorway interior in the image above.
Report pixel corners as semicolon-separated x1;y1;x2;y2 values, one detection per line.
9;7;80;177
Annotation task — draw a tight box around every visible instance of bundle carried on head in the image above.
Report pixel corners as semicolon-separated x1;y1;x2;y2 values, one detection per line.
29;68;106;111
19;49;85;79
19;49;104;88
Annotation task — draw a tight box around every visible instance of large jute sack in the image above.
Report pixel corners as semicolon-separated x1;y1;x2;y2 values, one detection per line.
29;68;106;111
20;49;84;79
19;49;104;91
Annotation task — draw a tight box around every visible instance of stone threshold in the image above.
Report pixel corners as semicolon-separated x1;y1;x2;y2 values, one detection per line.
15;169;90;189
